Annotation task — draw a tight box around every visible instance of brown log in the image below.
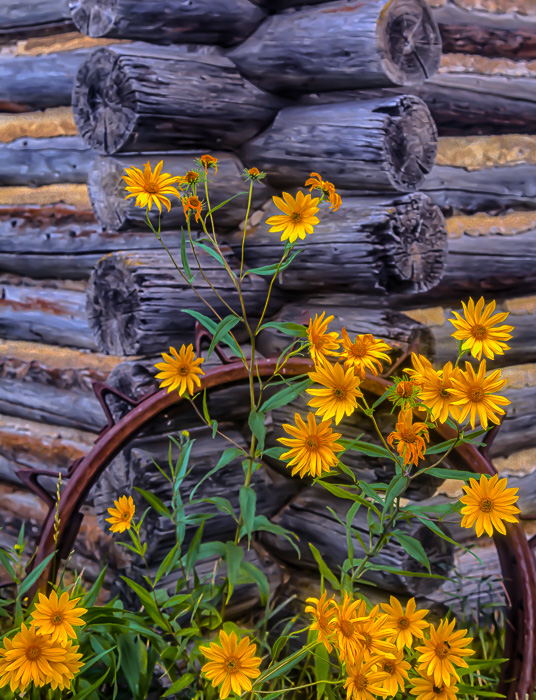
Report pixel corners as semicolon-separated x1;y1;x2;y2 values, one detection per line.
227;0;442;93
432;1;536;59
0;0;74;41
0;185;90;209
0;340;126;431
0;49;92;112
0;275;97;349
402;295;536;370
393;212;536;304
70;0;266;47
0;413;97;488
88;153;274;232
258;486;454;595
72;43;284;155
240;96;437;193
0;136;96;186
86;247;283;355
0;108;77;142
422;136;536;214
225;193;447;295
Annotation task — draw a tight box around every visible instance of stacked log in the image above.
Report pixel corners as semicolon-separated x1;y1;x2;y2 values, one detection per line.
0;0;73;41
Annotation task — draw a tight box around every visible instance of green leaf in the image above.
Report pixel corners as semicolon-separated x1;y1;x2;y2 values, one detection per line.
118;633;141;697
180;227;193;282
154;544;181;585
240;561;269;606
190;447;244;500
206;314;241;360
309;543;340;590
202;497;236;519
350;441;394;460
239;486;257;544
358;481;385;507
133;487;171;519
70;669;110;700
83;565;108;607
248;410;266;452
17;552;56;598
193;241;229;269
263;446;286;459
425;467;475;481
319;481;372;509
383;475;408;516
182;309;242;357
259;649;308;683
184;523;205;576
258;321;308;337
245;249;301;277
260;378;311;413
206;191;247;216
121;578;164;626
250;515;300;555
163;673;196;697
456;684;505;697
313;640;330;699
393;532;431;572
225;542;244;602
0;548;16;581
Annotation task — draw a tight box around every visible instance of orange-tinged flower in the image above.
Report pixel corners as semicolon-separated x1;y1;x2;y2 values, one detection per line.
387;408;429;466
356;605;396;660
305;592;337;652
307;361;363;424
199;154;218;174
123;160;182;213
154;344;205;396
339;330;391;379
419;362;462;424
410;670;459;700
31;591;87;645
0;623;77;693
378;648;411;696
416;618;475;687
333;593;368;665
47;640;83;691
380;596;429;649
304;172;342;211
307;311;341;366
396;380;417;399
449;297;513;361
106;495;135;533
265;191;320;244
182;195;203;222
278;412;344;479
450;360;510;429
344;655;390;700
460;473;520;537
200;630;261;700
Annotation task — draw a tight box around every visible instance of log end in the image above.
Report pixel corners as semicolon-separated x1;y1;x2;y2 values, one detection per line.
380;95;438;191
380;0;442;85
87;156;129;230
383;193;447;294
73;47;135;155
86;252;140;355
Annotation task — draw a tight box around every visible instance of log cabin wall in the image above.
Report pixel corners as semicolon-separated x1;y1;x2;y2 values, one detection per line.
0;0;534;619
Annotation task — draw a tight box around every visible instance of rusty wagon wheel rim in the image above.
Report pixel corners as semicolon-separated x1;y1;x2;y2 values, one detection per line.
16;357;536;700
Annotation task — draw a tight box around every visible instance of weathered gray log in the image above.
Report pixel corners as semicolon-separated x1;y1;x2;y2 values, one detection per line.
0;276;96;349
86;247;282;355
0;137;95;187
88;153;273;232
73;43;284;155
402;295;536;371
0;50;91;112
257;297;434;362
0;340;125;431
432;1;536;59
0;413;97;488
70;0;266;47
226;193;447;295
395;212;536;304
241;96;437;193
0;0;73;40
227;0;441;94
258;486;454;595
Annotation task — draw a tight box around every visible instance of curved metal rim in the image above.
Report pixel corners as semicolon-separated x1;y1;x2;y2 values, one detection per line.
20;359;536;700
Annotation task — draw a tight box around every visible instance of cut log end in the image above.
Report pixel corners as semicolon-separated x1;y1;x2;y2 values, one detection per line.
384;193;447;294
379;0;442;86
381;95;438;190
87;156;129;231
73;48;136;154
70;0;116;37
86;254;139;355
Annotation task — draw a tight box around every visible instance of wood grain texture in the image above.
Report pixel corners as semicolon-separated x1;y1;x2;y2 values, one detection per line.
0;0;74;41
0;108;77;142
86;246;282;355
225;193;447;295
70;0;266;47
72;43;284;154
241;96;437;193
88;153;273;232
227;0;441;93
0;185;90;209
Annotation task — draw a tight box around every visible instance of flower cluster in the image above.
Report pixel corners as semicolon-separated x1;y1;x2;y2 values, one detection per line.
0;591;86;693
306;593;474;700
